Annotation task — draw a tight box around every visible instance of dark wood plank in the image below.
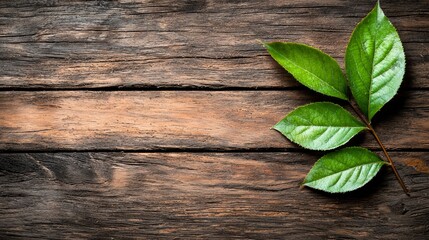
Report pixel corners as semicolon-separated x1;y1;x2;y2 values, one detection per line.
0;152;428;239
0;0;427;89
0;90;427;151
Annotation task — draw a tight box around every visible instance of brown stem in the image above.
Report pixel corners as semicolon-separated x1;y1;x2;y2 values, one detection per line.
368;125;409;195
349;101;409;195
349;101;370;126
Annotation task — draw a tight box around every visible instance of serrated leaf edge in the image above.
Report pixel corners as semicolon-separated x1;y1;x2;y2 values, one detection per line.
273;102;368;151
302;147;387;193
345;1;406;121
263;42;348;100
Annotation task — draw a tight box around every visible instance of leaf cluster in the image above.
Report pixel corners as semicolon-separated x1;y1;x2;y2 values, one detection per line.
264;2;406;193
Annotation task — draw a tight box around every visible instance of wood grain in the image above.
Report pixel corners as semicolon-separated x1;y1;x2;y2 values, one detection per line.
1;1;428;239
1;152;428;239
0;90;427;151
0;0;427;89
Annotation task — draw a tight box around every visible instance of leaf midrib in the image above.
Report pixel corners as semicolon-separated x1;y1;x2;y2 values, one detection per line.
293;125;366;129
368;6;382;119
268;45;345;98
291;115;365;128
306;161;383;184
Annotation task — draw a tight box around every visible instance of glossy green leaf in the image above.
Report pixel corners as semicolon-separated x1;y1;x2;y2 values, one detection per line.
273;102;366;150
303;147;386;193
264;42;348;100
346;2;405;121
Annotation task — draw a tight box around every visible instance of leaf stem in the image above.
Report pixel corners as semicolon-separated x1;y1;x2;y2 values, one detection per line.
368;125;409;195
349;101;409;195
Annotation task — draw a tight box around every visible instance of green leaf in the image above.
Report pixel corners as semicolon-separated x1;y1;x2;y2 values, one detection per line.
303;147;386;193
273;102;366;150
346;2;405;121
264;42;348;100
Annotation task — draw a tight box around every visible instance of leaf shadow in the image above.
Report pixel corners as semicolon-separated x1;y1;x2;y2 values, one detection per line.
400;62;416;89
370;90;410;129
369;58;415;127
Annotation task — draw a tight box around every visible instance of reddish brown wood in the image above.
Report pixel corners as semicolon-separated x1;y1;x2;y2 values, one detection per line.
0;0;427;239
0;90;427;151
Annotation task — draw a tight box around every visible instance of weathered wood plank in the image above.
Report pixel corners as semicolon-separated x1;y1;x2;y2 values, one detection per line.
0;90;427;151
0;152;427;239
0;0;427;89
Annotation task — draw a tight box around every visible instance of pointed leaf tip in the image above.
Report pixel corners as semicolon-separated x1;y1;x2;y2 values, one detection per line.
346;2;405;120
303;147;386;193
274;102;366;150
264;42;348;100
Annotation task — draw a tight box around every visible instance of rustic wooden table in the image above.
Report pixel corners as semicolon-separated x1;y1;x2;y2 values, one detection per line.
1;0;428;239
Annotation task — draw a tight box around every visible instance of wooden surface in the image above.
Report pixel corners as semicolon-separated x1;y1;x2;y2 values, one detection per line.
0;0;428;239
0;91;428;151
